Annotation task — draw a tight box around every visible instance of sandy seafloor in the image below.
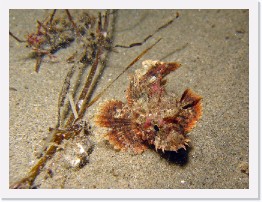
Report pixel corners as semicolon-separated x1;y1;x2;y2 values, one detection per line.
9;9;249;189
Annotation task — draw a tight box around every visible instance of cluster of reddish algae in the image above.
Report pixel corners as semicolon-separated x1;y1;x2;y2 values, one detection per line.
95;60;202;154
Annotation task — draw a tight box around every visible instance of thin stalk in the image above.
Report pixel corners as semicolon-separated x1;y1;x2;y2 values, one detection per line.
87;38;162;108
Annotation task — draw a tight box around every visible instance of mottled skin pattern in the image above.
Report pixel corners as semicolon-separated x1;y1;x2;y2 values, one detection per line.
95;60;202;154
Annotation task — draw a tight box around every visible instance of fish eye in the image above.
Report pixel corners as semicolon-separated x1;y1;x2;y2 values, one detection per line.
154;125;160;132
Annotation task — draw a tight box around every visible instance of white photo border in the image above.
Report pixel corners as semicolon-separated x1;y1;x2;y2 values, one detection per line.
1;0;259;199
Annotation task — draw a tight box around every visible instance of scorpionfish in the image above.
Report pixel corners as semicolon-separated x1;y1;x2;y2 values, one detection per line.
95;60;202;154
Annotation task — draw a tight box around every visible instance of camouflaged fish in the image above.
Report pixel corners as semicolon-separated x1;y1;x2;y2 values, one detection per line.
95;60;202;154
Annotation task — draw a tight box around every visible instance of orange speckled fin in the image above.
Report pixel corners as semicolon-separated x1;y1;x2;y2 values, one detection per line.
95;100;148;154
165;89;202;134
95;100;129;128
177;89;202;133
143;61;181;80
105;129;148;154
